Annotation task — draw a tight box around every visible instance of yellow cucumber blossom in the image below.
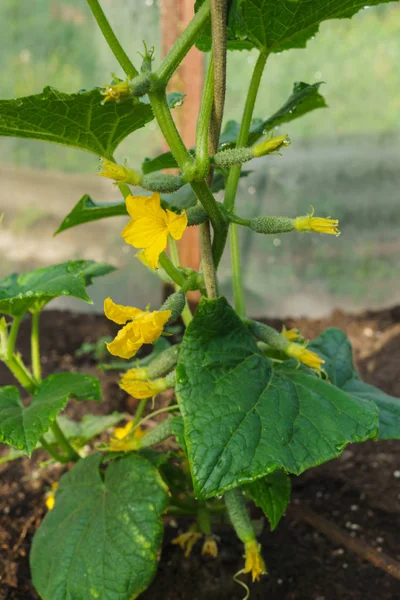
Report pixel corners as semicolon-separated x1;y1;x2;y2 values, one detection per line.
98;158;141;186
45;482;58;511
243;539;266;582
120;374;168;399
201;536;218;558
122;193;188;269
281;326;302;342
294;207;339;236
108;422;146;452
104;297;171;359
172;526;202;558
253;134;290;157
101;79;131;103
286;342;325;371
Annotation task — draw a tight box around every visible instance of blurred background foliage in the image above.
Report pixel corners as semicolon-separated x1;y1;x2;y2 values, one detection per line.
0;1;399;316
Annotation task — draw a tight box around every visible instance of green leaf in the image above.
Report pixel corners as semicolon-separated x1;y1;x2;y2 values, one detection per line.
55;195;128;235
240;0;395;54
0;87;154;158
0;259;115;316
176;297;378;498
43;413;124;448
0;373;101;455
310;328;400;440
220;82;327;147
31;453;169;600
245;470;291;531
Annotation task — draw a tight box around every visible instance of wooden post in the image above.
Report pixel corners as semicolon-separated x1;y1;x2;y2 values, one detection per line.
160;0;203;278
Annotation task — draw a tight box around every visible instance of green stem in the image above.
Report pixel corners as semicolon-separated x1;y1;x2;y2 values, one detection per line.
230;226;246;317
149;91;227;284
39;436;71;464
132;398;148;427
86;0;139;78
199;221;218;298
224;52;267;211
159;252;186;287
168;237;193;326
7;315;22;360
51;421;80;462
31;311;41;382
155;0;210;85
132;404;180;432
223;51;267;315
196;55;214;177
5;355;35;393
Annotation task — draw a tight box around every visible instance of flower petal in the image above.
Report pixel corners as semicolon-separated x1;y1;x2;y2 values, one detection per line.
165;208;188;240
125;193;163;220
106;321;143;359
142;232;169;269
104;297;143;324
134;310;171;343
120;377;167;399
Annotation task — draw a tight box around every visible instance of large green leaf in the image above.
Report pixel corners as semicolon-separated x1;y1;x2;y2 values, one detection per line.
176;297;378;498
0;373;101;455
0;260;114;316
245;470;291;531
241;0;395;54
0;87;154;157
31;453;168;600
310;328;400;440
196;0;395;53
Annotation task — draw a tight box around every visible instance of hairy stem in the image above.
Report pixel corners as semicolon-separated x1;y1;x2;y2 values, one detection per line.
155;0;211;85
132;398;148;427
168;237;193;326
7;315;22;360
31;311;41;382
86;0;139;78
224;52;267;315
50;421;80;462
159;252;186;287
209;0;227;150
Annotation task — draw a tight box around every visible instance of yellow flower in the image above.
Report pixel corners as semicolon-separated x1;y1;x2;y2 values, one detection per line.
172;526;202;558
294;207;339;235
101;80;131;103
122;193;188;269
45;482;58;511
202;536;218;558
120;375;168;399
98;158;141;186
244;539;267;582
253;134;291;157
281;326;301;342
104;297;171;359
108;422;146;452
286;342;325;371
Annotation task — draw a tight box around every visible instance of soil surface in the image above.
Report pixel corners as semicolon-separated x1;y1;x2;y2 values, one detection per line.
1;307;400;600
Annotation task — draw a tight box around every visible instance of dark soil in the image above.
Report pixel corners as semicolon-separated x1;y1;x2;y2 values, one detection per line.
1;307;400;600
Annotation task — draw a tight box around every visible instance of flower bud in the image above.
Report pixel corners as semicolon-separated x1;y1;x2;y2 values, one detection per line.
98;158;142;186
253;134;290;157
